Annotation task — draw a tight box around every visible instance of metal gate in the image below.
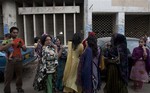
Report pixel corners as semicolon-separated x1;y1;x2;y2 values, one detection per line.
125;15;150;38
92;13;150;38
92;14;116;38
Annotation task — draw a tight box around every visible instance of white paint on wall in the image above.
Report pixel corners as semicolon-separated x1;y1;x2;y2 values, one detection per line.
18;6;80;15
2;1;17;34
84;0;93;38
89;0;150;13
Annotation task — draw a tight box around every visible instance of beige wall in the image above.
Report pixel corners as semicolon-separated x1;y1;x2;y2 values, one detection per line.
112;0;148;7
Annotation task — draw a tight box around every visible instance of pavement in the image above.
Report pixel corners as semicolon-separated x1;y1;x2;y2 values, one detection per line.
0;60;150;93
99;81;150;93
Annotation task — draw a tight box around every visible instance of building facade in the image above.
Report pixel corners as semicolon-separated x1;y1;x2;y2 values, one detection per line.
0;0;84;46
88;0;150;38
0;0;150;46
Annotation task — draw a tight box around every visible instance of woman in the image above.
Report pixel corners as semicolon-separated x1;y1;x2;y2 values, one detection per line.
33;34;58;93
103;33;128;93
63;33;83;93
130;37;149;90
34;36;42;59
77;35;101;93
55;38;67;92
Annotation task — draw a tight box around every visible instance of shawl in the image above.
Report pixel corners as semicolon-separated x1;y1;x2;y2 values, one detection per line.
110;33;128;85
76;47;101;93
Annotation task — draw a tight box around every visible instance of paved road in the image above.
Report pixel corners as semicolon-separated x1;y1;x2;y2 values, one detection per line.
0;60;43;93
0;60;150;93
99;81;150;93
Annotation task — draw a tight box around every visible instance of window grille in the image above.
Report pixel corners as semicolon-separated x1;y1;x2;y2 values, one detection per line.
92;14;116;38
125;15;150;38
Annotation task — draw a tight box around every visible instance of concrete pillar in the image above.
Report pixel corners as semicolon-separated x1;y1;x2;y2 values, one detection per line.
84;0;92;38
116;12;125;35
2;0;17;34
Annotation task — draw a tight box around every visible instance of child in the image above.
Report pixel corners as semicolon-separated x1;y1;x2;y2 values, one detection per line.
2;33;14;60
130;37;149;91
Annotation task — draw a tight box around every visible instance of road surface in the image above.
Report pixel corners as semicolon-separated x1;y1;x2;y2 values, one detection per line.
0;60;150;93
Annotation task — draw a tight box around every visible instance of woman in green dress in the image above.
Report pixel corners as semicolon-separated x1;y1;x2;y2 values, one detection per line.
33;34;58;93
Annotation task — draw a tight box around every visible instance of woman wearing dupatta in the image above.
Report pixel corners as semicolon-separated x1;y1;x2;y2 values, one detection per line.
55;38;67;92
76;35;101;93
103;33;128;93
33;34;58;93
63;33;83;93
130;37;149;90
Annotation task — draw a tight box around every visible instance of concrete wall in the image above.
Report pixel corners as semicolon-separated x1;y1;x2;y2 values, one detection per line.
2;1;17;34
90;0;150;13
16;3;24;39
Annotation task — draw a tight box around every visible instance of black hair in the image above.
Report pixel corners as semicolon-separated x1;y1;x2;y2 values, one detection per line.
140;37;147;46
72;32;82;50
40;34;52;46
54;38;61;44
34;37;40;43
10;27;19;33
111;33;127;47
87;35;98;57
4;33;11;39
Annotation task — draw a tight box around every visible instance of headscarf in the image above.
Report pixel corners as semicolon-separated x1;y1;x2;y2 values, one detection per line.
111;33;128;85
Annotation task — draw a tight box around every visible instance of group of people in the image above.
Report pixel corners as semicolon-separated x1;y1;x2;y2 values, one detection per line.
1;26;150;93
32;32;101;93
103;34;150;92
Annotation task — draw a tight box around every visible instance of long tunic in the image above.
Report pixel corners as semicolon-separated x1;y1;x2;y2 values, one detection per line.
33;45;58;93
63;42;83;93
130;46;149;82
104;44;128;93
76;47;101;93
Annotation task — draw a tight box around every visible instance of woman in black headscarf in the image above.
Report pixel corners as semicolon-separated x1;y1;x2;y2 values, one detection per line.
103;33;128;93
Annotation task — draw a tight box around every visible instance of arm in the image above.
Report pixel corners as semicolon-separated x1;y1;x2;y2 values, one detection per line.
132;48;140;61
21;45;27;51
20;39;27;51
143;46;147;60
0;42;13;51
79;44;84;56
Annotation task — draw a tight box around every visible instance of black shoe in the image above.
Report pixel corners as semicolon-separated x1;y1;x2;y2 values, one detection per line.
17;88;24;93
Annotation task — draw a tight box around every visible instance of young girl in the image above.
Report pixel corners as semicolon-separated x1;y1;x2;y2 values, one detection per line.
130;37;149;91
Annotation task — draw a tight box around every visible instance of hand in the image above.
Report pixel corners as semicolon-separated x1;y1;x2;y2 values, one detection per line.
139;57;142;60
142;46;146;50
10;40;14;45
60;45;64;50
17;41;22;48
